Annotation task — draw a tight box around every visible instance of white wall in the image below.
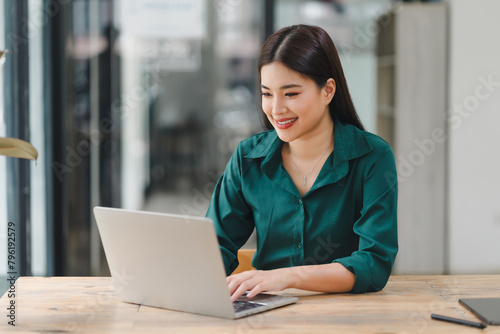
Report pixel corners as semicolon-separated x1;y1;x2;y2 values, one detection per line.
448;0;500;273
341;53;377;133
393;3;447;274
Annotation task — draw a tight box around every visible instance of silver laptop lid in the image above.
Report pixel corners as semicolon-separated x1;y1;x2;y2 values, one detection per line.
93;206;237;318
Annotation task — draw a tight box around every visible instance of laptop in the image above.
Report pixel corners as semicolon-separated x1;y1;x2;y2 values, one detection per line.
93;206;298;319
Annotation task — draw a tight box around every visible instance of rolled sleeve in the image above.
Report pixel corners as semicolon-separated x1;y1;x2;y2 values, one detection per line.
334;144;398;293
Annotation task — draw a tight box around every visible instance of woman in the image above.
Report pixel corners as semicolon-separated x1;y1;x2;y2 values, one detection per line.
206;24;398;302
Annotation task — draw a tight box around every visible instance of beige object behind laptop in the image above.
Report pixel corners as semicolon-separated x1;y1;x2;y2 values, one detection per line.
93;206;298;319
233;249;256;274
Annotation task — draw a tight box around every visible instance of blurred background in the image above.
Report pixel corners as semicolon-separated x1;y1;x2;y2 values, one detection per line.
1;0;499;294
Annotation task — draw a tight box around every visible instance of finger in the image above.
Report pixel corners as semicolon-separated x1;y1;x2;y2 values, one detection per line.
246;284;264;299
227;274;245;295
231;286;246;302
228;278;240;295
231;280;256;302
227;271;255;295
227;271;247;284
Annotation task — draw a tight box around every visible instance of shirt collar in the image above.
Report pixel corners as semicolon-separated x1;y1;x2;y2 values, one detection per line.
244;130;284;185
244;129;281;160
244;121;373;189
316;120;372;188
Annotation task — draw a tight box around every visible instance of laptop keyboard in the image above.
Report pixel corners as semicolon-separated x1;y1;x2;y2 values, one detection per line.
233;301;266;313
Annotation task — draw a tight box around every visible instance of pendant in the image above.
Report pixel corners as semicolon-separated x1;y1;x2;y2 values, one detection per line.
303;176;306;186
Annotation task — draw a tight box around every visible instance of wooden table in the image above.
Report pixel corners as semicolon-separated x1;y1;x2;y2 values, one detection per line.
1;275;500;333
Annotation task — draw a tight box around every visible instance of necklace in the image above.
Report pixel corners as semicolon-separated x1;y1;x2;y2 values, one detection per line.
288;142;332;186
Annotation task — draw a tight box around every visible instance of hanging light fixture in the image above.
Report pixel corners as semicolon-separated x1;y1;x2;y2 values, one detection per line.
0;49;7;66
0;49;38;161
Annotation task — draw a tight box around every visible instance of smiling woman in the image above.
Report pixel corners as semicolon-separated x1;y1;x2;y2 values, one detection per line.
206;24;398;302
260;62;335;195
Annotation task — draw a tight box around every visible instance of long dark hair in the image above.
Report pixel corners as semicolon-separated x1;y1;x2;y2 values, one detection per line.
258;24;365;131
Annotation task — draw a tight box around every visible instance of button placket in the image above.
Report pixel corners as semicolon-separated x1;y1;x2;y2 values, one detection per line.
296;197;305;260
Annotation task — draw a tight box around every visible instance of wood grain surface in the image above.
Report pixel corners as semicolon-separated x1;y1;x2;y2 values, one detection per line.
1;275;500;333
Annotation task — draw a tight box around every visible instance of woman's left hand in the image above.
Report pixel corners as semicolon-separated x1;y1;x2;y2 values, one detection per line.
227;269;294;302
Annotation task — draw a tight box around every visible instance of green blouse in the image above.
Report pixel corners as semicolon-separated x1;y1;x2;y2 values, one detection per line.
206;121;398;293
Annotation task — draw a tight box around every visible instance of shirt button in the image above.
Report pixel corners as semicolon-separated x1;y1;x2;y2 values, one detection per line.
298;242;303;249
298;199;303;205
